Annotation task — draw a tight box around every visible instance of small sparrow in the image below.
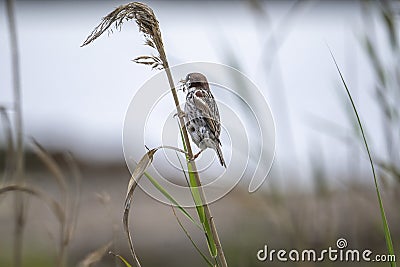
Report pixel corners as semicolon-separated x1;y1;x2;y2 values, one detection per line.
182;73;226;168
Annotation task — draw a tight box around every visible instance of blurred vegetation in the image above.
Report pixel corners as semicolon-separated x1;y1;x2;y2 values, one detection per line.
1;1;400;267
360;0;400;183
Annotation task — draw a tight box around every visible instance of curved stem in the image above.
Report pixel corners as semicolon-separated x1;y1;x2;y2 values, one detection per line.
159;47;228;267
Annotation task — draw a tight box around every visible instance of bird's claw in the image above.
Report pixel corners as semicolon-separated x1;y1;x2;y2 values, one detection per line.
173;110;186;119
188;150;204;162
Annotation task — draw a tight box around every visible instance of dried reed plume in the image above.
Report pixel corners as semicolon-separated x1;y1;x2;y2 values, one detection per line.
81;2;165;70
82;2;228;267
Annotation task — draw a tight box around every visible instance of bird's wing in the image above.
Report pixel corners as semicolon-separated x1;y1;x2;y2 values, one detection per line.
193;90;221;140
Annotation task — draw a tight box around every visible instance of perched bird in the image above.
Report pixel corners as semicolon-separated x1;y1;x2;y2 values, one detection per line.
182;72;226;168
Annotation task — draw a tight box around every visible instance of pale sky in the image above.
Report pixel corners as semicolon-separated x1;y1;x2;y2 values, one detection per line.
0;1;390;189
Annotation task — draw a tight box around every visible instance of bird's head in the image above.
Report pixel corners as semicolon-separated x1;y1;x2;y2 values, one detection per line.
181;72;210;92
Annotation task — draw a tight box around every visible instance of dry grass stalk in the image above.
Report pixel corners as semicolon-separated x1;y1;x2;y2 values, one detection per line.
82;2;227;266
81;2;164;70
6;0;26;266
31;139;82;267
123;146;188;267
64;152;82;249
0;185;65;225
78;241;113;267
4;1;81;266
123;148;156;267
32;140;68;203
0;107;14;184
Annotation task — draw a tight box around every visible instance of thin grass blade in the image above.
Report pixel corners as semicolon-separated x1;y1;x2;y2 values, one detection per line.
171;207;214;267
380;3;398;50
178;127;217;257
123;145;192;266
0;185;65;223
142;171;201;229
123;149;157;267
109;252;132;267
31;139;68;202
178;128;205;221
329;49;396;267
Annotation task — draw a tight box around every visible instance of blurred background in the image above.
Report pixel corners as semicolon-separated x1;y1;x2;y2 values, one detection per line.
1;0;400;266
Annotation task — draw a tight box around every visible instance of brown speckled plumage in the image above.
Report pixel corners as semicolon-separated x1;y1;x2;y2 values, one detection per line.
183;73;226;167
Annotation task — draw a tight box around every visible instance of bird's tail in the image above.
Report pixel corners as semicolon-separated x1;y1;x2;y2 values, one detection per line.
216;145;226;168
